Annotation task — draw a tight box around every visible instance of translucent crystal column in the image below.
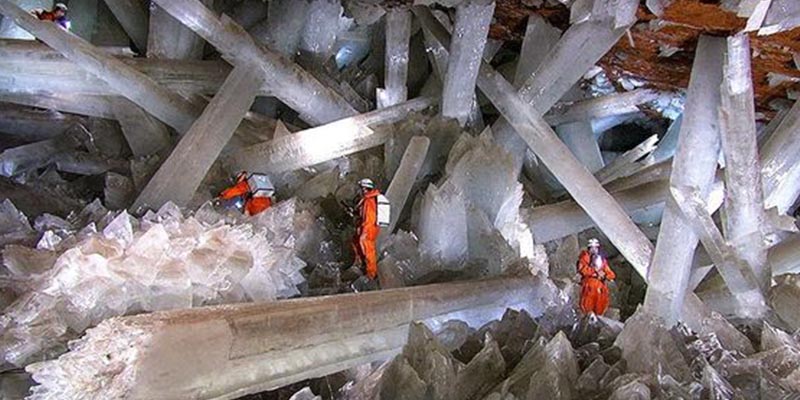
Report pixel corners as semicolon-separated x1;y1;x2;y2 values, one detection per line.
643;36;726;325
228;97;435;174
377;9;411;108
718;34;770;294
27;275;539;400
133;64;262;211
440;0;494;125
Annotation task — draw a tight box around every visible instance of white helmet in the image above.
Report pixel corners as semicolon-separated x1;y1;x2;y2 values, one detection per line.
54;3;67;11
358;178;375;189
588;238;600;248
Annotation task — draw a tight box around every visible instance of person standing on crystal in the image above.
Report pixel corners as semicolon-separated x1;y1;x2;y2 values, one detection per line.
32;3;71;31
217;172;274;216
350;178;389;281
577;238;616;316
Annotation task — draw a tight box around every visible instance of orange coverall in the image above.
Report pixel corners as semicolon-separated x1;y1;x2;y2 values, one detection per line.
219;180;272;216
353;189;381;279
577;250;616;315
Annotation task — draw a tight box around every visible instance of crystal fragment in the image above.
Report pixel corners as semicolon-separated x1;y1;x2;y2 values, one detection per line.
770;274;800;331
454;333;506;400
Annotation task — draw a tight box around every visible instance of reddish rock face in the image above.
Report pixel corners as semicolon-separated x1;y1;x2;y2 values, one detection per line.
489;0;800;118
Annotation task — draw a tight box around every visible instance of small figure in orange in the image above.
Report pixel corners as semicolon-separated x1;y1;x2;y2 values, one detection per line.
577;238;616;316
32;3;70;30
217;172;274;216
352;178;383;280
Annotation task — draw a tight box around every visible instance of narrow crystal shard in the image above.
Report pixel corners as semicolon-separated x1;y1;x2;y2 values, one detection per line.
133;64;262;211
228;97;434;174
760;99;800;214
379;136;430;239
514;14;562;87
643;35;726;325
102;0;149;53
378;9;411;108
441;0;495;124
109;97;171;158
556;122;605;173
669;185;768;318
0;135;78;177
594;134;659;184
544;89;659;127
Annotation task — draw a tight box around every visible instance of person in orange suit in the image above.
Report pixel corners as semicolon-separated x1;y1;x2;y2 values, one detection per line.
352;178;381;280
32;3;71;30
218;172;273;216
577;238;616;316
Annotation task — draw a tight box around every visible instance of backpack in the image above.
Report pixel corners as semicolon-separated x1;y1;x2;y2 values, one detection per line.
376;194;391;227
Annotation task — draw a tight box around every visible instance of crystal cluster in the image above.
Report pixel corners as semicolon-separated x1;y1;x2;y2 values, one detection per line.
0;199;312;368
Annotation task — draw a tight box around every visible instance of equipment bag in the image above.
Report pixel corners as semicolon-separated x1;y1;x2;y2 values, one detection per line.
376;194;391;227
247;173;275;198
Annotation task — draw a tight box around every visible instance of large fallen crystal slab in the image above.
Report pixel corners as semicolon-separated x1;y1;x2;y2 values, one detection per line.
25;275;541;399
0;135;78;177
151;0;357;126
758;0;800;35
228;97;434;175
441;0;494;124
377;9;411;108
527;179;670;243
0;102;83;142
0;38;231;96
643;35;726;325
133;64;262;211
1;199;318;369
